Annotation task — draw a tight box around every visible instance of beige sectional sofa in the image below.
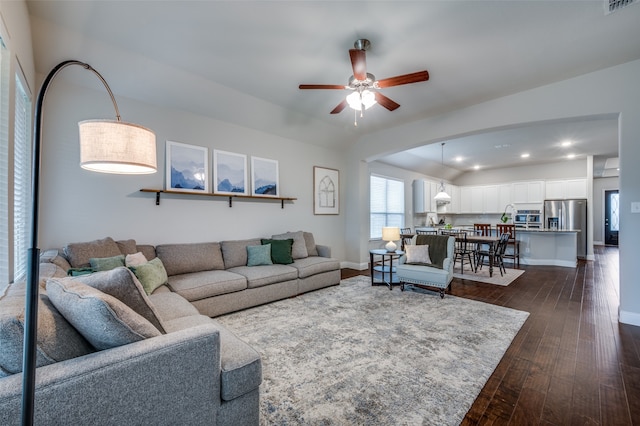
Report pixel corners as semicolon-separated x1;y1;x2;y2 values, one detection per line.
0;231;340;425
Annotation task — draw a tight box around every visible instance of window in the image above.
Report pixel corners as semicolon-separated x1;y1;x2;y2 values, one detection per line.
14;72;31;282
0;37;9;285
370;174;404;239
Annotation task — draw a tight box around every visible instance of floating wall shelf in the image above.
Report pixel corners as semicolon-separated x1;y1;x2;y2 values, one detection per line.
140;189;297;208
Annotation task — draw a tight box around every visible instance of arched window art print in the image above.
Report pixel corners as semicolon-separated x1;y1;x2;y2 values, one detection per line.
313;166;339;215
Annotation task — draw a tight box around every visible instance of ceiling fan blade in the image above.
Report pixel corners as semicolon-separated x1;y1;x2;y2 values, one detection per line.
299;84;347;90
330;100;348;114
375;92;400;111
376;70;429;88
349;49;367;81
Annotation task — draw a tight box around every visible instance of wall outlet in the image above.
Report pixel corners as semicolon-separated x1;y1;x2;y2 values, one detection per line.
632;202;640;214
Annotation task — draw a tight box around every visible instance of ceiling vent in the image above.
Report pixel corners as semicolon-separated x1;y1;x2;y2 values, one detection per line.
605;0;637;14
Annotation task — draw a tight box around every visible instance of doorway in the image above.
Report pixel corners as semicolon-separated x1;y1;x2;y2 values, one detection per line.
604;189;619;246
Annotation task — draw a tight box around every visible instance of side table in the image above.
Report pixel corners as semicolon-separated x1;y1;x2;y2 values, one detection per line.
369;249;404;290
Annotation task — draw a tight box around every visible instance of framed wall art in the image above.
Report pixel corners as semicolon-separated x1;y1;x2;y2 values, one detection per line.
251;156;279;197
213;150;248;195
165;141;209;193
313;166;339;215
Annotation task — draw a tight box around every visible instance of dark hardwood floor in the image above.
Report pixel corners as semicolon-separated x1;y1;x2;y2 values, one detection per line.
341;246;638;425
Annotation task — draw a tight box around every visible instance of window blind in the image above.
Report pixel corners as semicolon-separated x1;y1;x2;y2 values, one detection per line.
370;174;404;239
0;38;9;287
14;73;31;282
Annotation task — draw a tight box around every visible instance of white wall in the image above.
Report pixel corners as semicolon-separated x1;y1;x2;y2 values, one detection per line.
592;177;619;244
346;59;640;326
38;79;348;261
453;159;587;186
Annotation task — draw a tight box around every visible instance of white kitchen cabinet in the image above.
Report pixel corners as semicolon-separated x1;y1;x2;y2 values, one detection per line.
470;186;484;213
483;185;500;213
498;184;513;211
460;186;473;213
545;178;587;200
448;185;460;214
513;181;544;203
412;179;432;213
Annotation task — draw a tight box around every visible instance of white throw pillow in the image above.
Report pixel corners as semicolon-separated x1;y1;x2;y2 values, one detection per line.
405;244;432;265
125;251;148;267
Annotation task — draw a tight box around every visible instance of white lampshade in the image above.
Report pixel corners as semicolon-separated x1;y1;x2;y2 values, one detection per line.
79;119;157;174
382;226;401;252
434;190;451;203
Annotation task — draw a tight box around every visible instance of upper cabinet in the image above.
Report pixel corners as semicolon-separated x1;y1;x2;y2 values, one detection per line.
413;179;434;213
545;178;587;200
512;181;544;203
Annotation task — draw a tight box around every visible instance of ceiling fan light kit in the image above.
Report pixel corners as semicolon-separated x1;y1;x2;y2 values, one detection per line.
299;39;429;125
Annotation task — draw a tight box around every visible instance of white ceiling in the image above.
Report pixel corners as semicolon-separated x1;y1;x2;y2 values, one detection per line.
26;1;640;176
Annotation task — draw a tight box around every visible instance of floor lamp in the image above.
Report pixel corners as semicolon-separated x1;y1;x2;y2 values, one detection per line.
22;60;157;425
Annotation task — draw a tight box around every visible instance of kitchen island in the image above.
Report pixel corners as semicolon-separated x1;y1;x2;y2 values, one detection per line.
517;228;580;267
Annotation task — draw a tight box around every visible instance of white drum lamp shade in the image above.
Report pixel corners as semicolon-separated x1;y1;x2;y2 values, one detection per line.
382;226;401;252
79;119;156;174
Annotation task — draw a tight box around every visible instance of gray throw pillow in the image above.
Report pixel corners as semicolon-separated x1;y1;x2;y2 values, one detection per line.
0;286;94;375
46;277;162;350
271;231;308;259
63;237;122;268
70;267;166;333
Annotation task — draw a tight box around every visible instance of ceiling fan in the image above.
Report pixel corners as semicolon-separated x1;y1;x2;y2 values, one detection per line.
299;39;429;123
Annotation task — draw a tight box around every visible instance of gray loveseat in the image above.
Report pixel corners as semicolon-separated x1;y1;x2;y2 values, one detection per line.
0;231;340;425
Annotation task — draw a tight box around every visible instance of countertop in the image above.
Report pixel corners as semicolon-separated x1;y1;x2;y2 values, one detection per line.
517;228;580;233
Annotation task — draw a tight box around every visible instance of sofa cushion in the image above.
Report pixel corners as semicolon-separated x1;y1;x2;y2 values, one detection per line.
271;231;308;259
156;242;225;276
221;239;261;269
147;292;200;321
136;244;157;261
168;270;247;302
291;256;341;279
40;248;72;272
67;267;166;333
261;239;294;265
246;244;273;267
90;254;126;272
116;239;138;255
303;232;318;257
46;278;162;350
63;237;122;268
211;319;263;401
228;264;298;289
129;257;169;295
0;283;94;375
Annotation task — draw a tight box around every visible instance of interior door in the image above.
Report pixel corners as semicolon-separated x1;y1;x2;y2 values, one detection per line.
604;190;619;246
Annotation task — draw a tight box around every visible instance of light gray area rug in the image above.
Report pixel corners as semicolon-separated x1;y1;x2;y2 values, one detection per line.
217;276;529;425
454;263;525;286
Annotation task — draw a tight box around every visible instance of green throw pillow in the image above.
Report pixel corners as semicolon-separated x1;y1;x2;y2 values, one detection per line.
129;257;169;295
261;239;294;265
89;254;125;272
247;244;273;266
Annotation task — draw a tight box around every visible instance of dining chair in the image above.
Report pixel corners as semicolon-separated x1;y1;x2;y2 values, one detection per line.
473;223;492;266
476;232;510;276
440;230;474;273
416;229;437;235
400;227;413;251
496;223;520;268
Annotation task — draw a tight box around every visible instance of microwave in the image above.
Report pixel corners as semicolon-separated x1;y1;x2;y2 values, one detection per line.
514;214;528;223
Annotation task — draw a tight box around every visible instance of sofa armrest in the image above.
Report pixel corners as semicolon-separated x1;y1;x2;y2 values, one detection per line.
0;325;221;426
316;245;331;258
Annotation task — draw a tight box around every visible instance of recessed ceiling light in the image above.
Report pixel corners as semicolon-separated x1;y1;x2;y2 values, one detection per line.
455;156;463;162
473;165;480;170
567;153;576;159
561;140;572;147
521;153;530;158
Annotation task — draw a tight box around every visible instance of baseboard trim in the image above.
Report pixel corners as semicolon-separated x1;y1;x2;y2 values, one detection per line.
520;258;577;268
341;261;368;271
619;309;640;326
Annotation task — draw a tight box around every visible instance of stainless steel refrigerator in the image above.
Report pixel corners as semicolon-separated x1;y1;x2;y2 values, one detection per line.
544;199;587;259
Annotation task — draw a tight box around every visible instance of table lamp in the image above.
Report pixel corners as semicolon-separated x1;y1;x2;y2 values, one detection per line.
382;227;401;252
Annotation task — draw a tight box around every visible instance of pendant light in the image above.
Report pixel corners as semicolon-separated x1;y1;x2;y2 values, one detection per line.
434;142;451;203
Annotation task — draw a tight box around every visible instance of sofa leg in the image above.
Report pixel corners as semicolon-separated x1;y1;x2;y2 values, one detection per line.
439;289;445;299
400;282;405;292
